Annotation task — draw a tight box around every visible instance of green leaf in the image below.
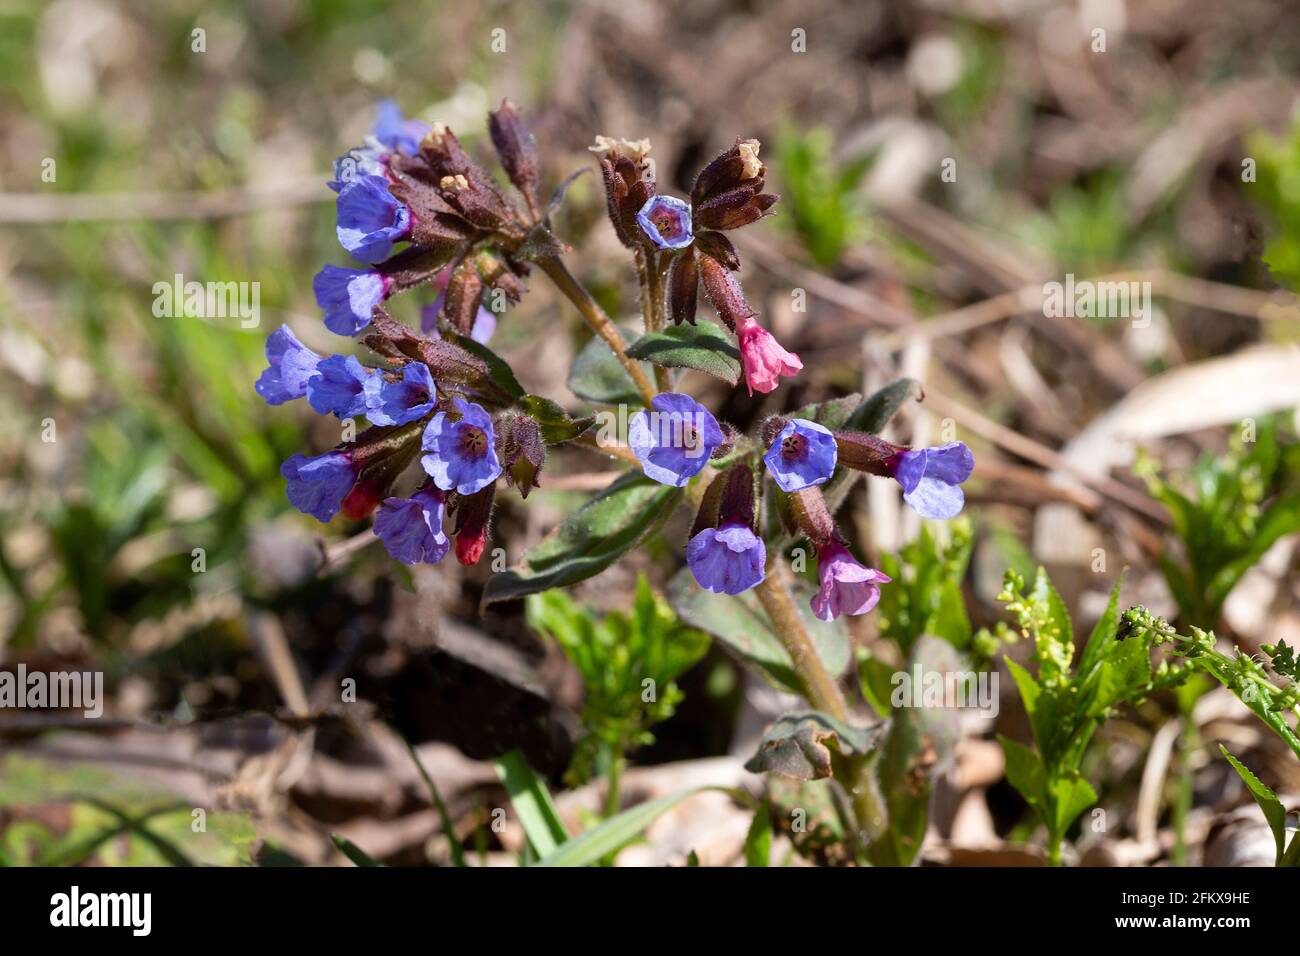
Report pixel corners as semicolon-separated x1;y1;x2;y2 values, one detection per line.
844;378;923;433
744;711;885;780
532;788;722;867
519;394;594;444
791;393;863;431
332;834;383;867
1078;575;1124;681
493;749;571;859
998;734;1047;819
857;650;896;717
626;320;741;386
444;331;526;401
1049;772;1097;837
667;568;850;694
872;637;966;867
1219;745;1288;865
744;803;773;867
567;326;654;405
483;472;683;605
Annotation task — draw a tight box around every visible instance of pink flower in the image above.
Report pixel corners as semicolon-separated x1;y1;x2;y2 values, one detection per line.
810;541;891;622
736;314;802;395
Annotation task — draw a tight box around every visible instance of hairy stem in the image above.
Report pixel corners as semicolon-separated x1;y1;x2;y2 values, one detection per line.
538;256;658;407
636;248;673;391
753;562;886;856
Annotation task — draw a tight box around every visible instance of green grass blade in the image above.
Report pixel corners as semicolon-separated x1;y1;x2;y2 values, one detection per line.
332;834;383;867
493;750;570;859
404;738;466;867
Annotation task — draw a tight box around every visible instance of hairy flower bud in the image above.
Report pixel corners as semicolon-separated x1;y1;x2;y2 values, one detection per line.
453;482;495;565
489;98;541;217
495;413;546;498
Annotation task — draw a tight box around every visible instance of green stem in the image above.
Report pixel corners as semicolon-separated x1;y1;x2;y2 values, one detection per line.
537;256;658;407
753;562;886;855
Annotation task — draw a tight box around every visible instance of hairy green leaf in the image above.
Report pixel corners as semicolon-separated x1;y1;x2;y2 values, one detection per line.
626;320;741;386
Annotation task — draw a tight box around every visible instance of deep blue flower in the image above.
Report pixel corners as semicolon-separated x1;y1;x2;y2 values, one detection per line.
636;195;693;250
336;174;412;263
421;398;502;495
255;325;321;405
313;265;390;335
372;99;428;155
306;354;372;419
687;522;765;595
368;362;436;426
890;442;974;520
327;101;428;192
373;487;449;564
763;419;837;492
627;393;723;487
280;451;357;523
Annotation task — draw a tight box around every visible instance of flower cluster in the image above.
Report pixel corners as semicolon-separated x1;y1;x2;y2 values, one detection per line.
627;398;974;618
591;136;801;395
259;100;570;566
258;99;975;626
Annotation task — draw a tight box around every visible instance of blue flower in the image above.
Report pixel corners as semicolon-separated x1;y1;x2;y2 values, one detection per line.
280;451;357;523
763;419;836;492
255;325;321;405
421;398;502;495
373;487;449;564
327;144;387;193
890;442;974;520
636;195;693;250
327;101;428;192
306;354;372;419
372;99;428;155
313;266;389;335
368;362;436;426
627;393;723;487
336;174;412;263
687;522;765;595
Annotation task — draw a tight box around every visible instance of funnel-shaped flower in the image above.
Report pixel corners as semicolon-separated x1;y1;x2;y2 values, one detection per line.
637;195;694;250
255;325;321;405
628;393;723;487
890;442;974;520
421;398;501;495
313;266;390;336
280;451;358;523
737;314;802;395
373;487;449;564
764;419;836;492
810;541;891;622
336;174;412;263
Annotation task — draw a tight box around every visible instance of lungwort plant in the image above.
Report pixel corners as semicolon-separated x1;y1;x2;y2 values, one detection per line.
257;100;977;865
